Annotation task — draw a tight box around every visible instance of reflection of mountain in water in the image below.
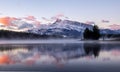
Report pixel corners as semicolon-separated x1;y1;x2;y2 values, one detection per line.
0;43;120;65
0;44;101;63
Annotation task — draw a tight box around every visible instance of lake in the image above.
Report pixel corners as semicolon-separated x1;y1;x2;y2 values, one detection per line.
0;41;120;72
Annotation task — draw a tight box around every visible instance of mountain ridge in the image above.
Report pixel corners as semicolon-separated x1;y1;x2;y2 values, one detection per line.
0;19;120;39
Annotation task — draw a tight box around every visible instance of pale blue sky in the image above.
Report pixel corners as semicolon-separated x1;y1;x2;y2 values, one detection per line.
0;0;120;28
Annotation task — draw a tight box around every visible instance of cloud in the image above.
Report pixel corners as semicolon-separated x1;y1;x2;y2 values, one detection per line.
41;14;69;24
102;20;110;23
85;21;95;25
0;16;41;30
109;24;120;30
0;16;22;27
0;17;18;26
51;14;69;20
55;14;64;18
24;16;36;21
24;16;41;24
0;17;10;26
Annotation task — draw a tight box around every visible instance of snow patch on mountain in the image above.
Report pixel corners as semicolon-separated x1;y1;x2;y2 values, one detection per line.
28;19;93;38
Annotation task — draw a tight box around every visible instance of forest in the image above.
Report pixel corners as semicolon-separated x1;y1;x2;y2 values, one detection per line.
0;30;63;39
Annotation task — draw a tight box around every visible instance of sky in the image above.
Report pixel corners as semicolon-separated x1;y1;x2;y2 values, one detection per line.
0;0;120;29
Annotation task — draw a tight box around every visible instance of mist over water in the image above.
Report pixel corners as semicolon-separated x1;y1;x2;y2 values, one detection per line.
0;42;120;72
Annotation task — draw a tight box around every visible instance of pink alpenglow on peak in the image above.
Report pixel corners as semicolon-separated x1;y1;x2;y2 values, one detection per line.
109;24;120;30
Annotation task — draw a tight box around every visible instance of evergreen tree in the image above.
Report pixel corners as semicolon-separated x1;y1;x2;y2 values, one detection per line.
84;28;91;39
92;25;100;40
83;25;100;40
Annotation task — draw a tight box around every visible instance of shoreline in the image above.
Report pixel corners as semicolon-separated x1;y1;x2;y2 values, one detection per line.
0;39;120;44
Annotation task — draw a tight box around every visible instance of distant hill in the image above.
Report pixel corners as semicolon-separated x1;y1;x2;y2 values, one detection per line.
0;30;63;39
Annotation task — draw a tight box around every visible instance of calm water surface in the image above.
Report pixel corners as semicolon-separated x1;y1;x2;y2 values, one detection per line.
0;42;120;72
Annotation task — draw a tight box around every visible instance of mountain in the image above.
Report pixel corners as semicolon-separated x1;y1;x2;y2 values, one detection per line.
0;19;120;39
11;20;35;30
27;19;120;38
100;29;120;34
28;19;93;38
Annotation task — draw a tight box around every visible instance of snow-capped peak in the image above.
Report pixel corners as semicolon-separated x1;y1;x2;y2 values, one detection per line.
28;19;93;38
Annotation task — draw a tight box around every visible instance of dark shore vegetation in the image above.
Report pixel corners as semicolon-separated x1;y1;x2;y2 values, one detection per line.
0;30;63;39
83;25;100;40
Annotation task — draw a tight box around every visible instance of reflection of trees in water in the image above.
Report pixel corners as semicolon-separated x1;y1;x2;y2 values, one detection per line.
84;43;101;57
0;44;84;65
0;44;101;58
1;43;120;66
1;43;120;61
0;45;29;51
0;44;84;61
